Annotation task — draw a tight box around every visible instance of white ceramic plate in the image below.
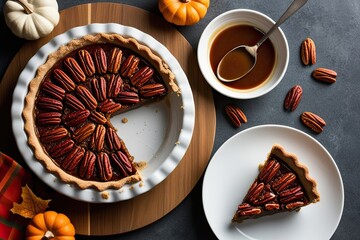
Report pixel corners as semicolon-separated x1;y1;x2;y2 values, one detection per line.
203;124;343;240
11;23;195;203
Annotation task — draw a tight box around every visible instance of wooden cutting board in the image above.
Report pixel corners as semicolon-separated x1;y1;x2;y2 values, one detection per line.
0;3;216;236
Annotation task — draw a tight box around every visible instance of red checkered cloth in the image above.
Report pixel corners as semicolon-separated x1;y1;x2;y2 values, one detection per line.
0;152;32;240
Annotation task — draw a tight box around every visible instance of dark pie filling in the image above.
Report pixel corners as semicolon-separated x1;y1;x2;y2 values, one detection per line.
33;43;168;182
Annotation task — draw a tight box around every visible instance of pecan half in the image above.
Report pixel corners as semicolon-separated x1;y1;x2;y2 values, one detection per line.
64;57;86;83
312;68;337;83
279;186;304;203
301;37;316;65
115;91;140;104
120;55;140;77
130;66;154;88
89;111;108;125
301;111;326;133
107;74;123;98
237;203;262;216
76;85;98;110
73;123;96;143
79;150;96;179
36;112;62;126
40;127;68;143
253;192;276;205
37;97;63;112
63;109;90;127
98;99;122;114
90;77;107;102
247;182;264;203
107;47;122;73
285;201;305;210
272;173;296;192
77;49;95;76
64;94;85;111
139;83;166;98
90;124;106;152
49;139;75;158
93;48;107;74
53;69;76;92
97;152;113;181
110;150;134;177
61;146;85;171
284;85;302;112
264;203;280;211
106;128;123;151
224;104;247;128
41;81;65;100
258;159;280;183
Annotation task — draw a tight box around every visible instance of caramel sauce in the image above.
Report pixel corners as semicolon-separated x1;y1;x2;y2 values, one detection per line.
210;25;276;90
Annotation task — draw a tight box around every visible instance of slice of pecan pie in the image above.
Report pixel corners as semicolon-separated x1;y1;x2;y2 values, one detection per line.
232;144;320;222
23;33;180;191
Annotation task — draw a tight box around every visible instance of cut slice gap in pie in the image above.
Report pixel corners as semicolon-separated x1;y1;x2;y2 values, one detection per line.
232;144;320;223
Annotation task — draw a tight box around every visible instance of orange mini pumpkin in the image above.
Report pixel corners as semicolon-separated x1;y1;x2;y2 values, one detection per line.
26;211;75;240
159;0;210;26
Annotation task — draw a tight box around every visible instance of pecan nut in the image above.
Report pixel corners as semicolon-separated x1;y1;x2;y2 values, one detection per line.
53;69;76;92
264;203;280;211
64;57;86;83
40;127;69;143
107;74;123;98
93;48;107;74
237;203;262;216
110;150;134;177
98;99;122;114
312;68;337;83
115;91;140;104
106;128;123;151
90;124;106;152
79;150;96;179
76;85;98;110
89;111;108;125
224;104;247;128
37;96;63;112
258;159;280;183
253;192;276;205
107;47;122;73
284;85;302;112
63;109;90;127
279;186;304;203
272;172;296;193
285;201;305;210
246;182;264;203
97;152;113;181
41;81;65;101
73;123;96;143
90;77;107;102
77;49;95;76
61;146;85;171
139;83;166;98
301;37;316;65
49;139;75;158
301;111;326;133
64;94;86;111
130;66;154;88
36;112;62;126
120;55;140;77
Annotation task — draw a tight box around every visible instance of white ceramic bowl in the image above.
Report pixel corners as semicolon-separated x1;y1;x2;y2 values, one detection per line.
198;9;289;99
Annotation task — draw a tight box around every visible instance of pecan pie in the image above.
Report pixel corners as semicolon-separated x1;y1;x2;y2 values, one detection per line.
23;33;180;191
232;144;320;222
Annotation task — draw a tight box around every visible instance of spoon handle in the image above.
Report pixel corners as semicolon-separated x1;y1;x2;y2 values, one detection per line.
256;0;308;47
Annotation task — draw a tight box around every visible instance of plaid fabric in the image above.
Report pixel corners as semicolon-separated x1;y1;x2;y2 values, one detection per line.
0;152;32;240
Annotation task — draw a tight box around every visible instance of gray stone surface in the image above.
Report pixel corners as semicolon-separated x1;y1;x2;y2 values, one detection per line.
1;0;359;239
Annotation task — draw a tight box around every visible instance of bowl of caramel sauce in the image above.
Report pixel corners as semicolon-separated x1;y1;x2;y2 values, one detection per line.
198;9;289;99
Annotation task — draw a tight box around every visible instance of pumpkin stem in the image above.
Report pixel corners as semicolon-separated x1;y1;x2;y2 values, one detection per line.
14;0;33;14
43;230;55;239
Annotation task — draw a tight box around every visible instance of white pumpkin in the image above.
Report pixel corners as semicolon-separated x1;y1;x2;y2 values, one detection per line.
4;0;60;40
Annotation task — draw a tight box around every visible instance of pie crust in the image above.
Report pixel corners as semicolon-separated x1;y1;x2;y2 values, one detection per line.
22;33;180;191
232;144;320;222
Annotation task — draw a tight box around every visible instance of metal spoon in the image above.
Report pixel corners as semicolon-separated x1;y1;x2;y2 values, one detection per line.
216;0;308;82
